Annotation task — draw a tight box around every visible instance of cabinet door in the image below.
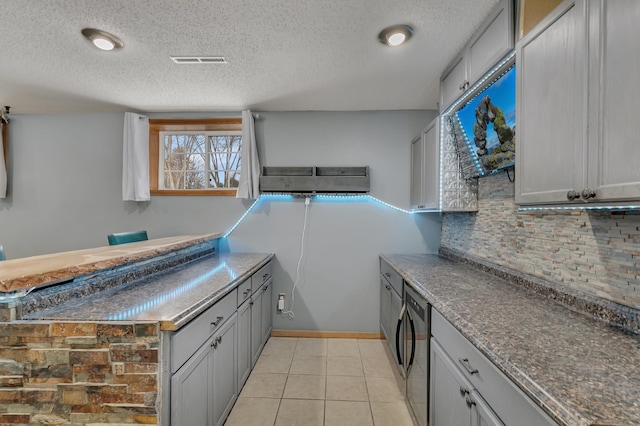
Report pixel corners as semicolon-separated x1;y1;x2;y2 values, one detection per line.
467;0;514;85
471;390;504;426
440;54;467;111
237;299;252;389
171;337;212;426
430;339;472;426
515;0;587;205
587;0;640;201
261;279;273;345
389;288;403;369
212;313;238;426
422;118;440;210
250;287;263;367
410;134;425;210
380;277;391;341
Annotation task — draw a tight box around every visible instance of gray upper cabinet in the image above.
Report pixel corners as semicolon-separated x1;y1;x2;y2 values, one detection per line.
587;0;640;202
516;0;640;206
410;117;440;211
440;0;514;111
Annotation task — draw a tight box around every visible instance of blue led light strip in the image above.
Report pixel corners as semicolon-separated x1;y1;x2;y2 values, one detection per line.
224;194;414;237
107;262;228;320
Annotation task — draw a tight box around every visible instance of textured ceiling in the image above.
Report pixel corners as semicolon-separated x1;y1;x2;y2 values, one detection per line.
0;0;498;113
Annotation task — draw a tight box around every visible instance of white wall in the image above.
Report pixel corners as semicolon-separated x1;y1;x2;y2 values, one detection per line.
0;110;440;332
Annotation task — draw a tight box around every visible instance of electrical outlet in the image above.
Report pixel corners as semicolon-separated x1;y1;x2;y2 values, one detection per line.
278;293;286;311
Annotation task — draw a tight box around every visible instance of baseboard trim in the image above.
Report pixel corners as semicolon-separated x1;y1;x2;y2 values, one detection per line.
271;329;383;339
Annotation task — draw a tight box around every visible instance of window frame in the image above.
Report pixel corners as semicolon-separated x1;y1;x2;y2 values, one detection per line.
148;118;242;196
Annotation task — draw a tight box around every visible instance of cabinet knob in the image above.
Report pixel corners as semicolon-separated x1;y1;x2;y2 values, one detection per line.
458;358;479;375
211;340;218;349
566;190;580;201
581;188;596;200
263;273;269;281
459;386;469;397
384;272;391;278
465;395;476;408
263;285;269;292
385;285;390;290
216;336;222;344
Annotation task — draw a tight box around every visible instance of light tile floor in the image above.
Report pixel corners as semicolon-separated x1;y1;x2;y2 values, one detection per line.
224;337;414;426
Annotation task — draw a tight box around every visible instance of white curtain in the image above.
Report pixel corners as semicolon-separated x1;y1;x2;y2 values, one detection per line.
122;112;150;201
236;110;261;199
0;123;6;199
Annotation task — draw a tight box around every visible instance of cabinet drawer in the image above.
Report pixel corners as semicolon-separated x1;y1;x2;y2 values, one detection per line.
251;261;273;293
432;309;555;426
237;279;252;307
171;289;237;374
380;259;402;295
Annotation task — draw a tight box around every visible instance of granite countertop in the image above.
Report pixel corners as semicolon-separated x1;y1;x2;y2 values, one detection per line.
381;253;640;426
23;252;273;331
0;233;222;294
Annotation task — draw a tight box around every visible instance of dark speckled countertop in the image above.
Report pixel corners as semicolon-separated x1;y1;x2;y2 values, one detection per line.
24;253;273;330
381;253;640;426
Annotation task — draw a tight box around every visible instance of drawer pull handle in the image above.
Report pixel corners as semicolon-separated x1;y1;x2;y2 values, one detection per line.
459;386;469;397
384;272;391;278
458;358;478;375
263;273;269;281
211;340;218;349
465;396;476;408
216;336;222;344
385;285;390;290
263;285;269;292
243;290;249;297
211;316;224;327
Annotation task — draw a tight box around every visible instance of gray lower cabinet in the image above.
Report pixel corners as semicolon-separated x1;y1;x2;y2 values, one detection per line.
212;314;238;426
237;297;252;389
171;312;238;426
430;339;502;426
430;309;556;426
168;259;275;426
250;286;263;367
261;279;273;344
379;277;390;341
171;338;210;426
379;259;403;372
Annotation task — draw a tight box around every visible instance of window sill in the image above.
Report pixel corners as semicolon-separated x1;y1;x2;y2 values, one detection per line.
150;189;238;196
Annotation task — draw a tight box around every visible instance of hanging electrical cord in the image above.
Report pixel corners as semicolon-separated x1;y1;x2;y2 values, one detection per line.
281;196;311;319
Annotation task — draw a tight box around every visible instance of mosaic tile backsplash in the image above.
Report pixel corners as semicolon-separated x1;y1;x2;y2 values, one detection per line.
441;172;640;310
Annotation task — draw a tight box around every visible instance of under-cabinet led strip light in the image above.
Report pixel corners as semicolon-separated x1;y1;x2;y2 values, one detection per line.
519;205;640;212
224;194;414;237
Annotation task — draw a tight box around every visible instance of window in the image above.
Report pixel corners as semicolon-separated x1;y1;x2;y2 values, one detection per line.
149;118;242;196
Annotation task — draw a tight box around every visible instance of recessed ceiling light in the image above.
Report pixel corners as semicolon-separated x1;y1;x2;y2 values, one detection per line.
378;24;414;47
81;28;124;51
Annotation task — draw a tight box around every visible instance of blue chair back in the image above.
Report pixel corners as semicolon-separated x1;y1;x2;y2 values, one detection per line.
107;230;149;246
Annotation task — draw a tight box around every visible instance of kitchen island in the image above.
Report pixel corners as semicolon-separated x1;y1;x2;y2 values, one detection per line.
0;234;274;425
381;251;640;426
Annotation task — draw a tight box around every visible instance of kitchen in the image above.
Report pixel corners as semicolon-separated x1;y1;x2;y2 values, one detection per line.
1;0;639;425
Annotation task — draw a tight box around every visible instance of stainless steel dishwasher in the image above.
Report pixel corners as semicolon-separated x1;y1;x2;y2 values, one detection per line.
399;285;430;426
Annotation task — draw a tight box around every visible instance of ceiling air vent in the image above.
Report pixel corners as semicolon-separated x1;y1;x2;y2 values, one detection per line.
170;56;228;64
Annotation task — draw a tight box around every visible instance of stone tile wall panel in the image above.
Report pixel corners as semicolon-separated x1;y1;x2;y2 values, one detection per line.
441;172;640;309
0;321;159;425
